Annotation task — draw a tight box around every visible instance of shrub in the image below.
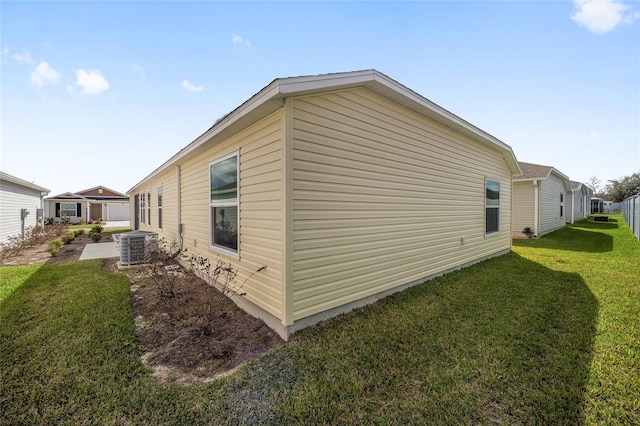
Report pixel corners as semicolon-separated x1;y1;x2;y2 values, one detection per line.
47;239;64;255
76;229;86;235
523;227;534;238
1;224;67;260
44;217;54;226
91;225;104;234
90;232;102;242
61;232;76;244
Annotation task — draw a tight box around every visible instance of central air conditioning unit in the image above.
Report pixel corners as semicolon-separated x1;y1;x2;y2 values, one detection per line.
119;230;158;266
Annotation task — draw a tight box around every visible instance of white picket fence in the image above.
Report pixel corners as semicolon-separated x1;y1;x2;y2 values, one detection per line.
621;194;640;243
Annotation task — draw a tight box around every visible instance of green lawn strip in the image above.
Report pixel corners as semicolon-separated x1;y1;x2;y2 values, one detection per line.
0;260;231;424
1;216;638;424
513;216;640;424
0;263;42;303
268;252;596;424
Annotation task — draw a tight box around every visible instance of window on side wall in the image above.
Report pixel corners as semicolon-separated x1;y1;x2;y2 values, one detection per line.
147;190;151;227
560;193;564;217
485;180;500;235
140;193;146;224
210;153;238;254
158;185;163;230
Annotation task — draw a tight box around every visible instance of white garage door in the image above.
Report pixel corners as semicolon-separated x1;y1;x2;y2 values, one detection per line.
108;203;130;221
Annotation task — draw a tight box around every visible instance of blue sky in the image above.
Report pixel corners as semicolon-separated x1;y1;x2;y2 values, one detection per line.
2;1;639;197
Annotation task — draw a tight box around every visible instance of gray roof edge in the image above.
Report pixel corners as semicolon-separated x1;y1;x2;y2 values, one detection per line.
0;171;50;193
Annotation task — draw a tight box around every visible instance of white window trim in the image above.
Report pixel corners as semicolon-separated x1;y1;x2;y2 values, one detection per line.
485;178;500;236
209;151;239;258
61;203;77;217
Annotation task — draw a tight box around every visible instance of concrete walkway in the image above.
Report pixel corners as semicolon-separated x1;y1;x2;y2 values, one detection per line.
79;242;120;260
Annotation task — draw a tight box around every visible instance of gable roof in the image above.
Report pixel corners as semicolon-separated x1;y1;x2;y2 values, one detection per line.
76;185;127;197
46;186;129;201
0;171;50;194
515;161;571;190
129;70;521;193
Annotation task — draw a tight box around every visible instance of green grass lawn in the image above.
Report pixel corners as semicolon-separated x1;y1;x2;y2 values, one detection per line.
1;216;638;424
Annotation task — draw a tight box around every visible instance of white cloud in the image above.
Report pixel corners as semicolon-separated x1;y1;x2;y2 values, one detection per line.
2;47;10;55
75;69;109;95
31;61;61;86
232;34;252;48
181;79;203;92
13;49;35;64
571;0;640;34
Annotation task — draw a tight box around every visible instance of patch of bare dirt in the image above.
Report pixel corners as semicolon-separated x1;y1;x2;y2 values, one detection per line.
110;258;283;385
4;235;284;385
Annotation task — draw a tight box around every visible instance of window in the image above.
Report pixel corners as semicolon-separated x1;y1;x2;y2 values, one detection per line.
560;193;564;217
147;191;151;227
60;203;77;217
485;180;500;234
157;186;163;229
140;192;145;224
210;154;238;253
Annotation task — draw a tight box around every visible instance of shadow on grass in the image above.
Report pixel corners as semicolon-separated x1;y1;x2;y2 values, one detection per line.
574;217;620;230
227;252;599;425
513;225;614;253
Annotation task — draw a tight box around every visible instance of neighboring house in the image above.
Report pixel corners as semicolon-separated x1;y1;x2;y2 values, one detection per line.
591;198;604;214
512;162;571;237
44;186;129;224
566;181;592;224
128;70;522;339
0;171;50;244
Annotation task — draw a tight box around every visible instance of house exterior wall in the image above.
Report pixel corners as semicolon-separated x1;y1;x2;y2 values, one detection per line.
567;188;586;223
132;110;286;323
540;173;566;235
289;88;513;323
0;180;44;243
512;181;535;235
44;199;87;224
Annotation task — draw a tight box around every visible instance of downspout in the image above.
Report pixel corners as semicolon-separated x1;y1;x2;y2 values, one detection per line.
533;180;539;237
176;165;182;249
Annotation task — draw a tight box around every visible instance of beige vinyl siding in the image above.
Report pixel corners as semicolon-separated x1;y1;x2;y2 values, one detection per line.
512;181;535;235
177;110;285;320
540;174;566;235
290;88;512;321
135;169;179;243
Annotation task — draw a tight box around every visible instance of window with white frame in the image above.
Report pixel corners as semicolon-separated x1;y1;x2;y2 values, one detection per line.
560;193;564;217
158;185;163;229
485;180;500;234
60;203;77;217
147;190;151;227
210;154;238;253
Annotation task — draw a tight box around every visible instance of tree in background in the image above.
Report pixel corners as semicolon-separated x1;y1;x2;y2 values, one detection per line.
604;172;640;202
588;176;601;195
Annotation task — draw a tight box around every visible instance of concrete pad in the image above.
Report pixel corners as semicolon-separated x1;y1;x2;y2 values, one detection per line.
104;220;130;229
79;242;120;260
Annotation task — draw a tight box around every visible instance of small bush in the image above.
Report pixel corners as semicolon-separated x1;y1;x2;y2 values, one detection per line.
523;227;534;238
47;239;64;255
61;232;76;244
44;217;54;226
91;225;104;234
90;232;102;242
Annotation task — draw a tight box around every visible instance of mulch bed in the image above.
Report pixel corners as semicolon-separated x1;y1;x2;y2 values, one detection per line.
2;234;284;385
